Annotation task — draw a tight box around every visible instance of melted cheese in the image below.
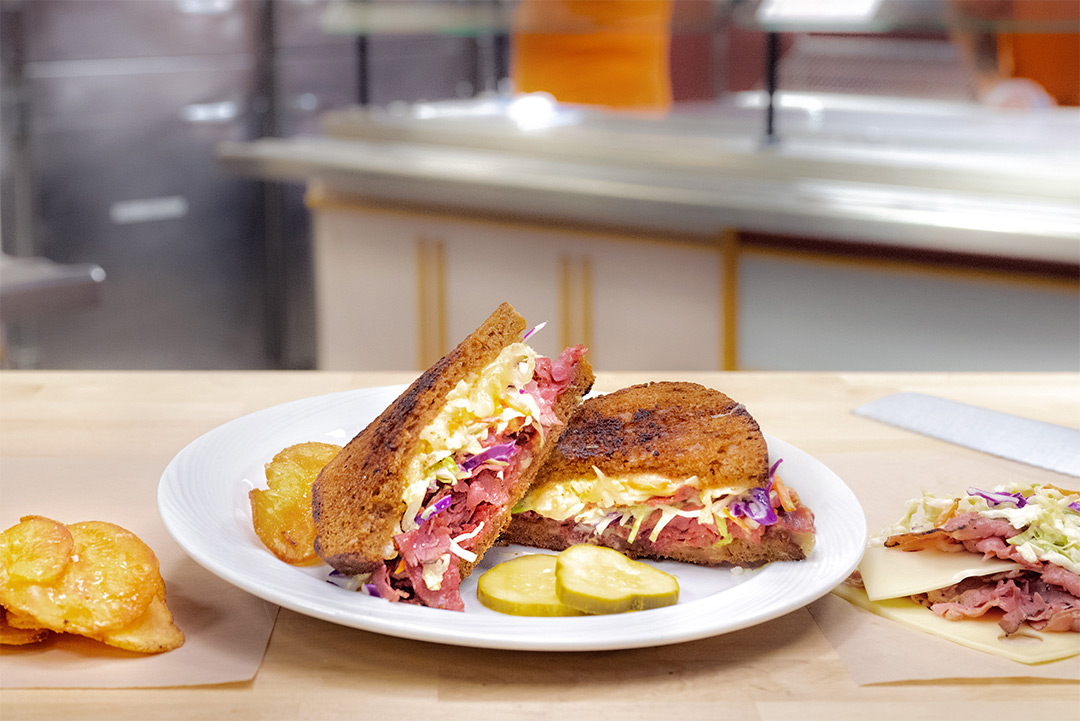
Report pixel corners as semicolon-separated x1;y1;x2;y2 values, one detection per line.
516;471;695;522
515;469;750;544
859;545;1021;602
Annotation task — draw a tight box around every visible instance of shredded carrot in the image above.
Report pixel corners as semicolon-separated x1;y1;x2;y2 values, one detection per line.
722;506;755;533
1047;483;1080;496
935;498;960;527
772;476;799;514
393;559;406;575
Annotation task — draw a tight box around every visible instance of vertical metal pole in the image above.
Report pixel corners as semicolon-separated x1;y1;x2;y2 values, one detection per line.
710;0;730;99
765;31;779;145
472;0;510;96
492;31;510;93
356;36;370;105
1;1;33;258
1;0;41;367
254;0;285;368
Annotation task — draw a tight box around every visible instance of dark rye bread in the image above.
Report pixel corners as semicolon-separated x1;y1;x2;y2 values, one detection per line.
504;381;815;566
311;302;594;577
537;381;770;491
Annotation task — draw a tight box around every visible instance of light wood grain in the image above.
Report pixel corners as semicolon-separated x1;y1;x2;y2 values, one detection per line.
1;371;1078;720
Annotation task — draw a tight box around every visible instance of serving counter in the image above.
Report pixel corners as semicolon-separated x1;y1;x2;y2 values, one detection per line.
219;95;1080;372
1;369;1077;719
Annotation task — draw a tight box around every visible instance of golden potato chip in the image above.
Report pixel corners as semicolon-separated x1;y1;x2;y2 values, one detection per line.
0;515;74;584
251;441;341;565
3;606;45;629
0;606;51;646
97;595;185;654
0;520;163;637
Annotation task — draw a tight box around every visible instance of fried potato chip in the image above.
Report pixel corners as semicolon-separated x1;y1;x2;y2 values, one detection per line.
97;595;185;654
250;441;342;565
0;516;74;584
0;606;51;646
3;606;46;629
0;520;164;637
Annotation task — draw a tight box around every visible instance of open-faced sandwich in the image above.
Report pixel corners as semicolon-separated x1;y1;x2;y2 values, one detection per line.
858;483;1080;635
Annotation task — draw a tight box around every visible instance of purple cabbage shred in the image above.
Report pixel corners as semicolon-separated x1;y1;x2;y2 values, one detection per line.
416;494;453;524
460;441;517;472
967;486;1028;508
730;486;778;526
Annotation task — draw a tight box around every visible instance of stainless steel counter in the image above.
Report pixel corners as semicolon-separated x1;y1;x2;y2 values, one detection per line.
218;92;1080;264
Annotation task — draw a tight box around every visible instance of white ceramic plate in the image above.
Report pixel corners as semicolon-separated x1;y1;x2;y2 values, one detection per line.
159;385;867;651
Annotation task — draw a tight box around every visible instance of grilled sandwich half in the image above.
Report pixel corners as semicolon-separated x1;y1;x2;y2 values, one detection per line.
504;382;815;567
312;302;594;610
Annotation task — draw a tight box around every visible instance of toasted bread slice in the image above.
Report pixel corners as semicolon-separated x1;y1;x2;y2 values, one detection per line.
504;382;815;567
539;381;770;490
312;302;594;609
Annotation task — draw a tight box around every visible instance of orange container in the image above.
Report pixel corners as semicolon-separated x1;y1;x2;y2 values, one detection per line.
510;0;674;110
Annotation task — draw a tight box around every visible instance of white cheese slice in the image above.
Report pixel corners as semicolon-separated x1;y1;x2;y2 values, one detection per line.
834;583;1080;664
859;545;1021;602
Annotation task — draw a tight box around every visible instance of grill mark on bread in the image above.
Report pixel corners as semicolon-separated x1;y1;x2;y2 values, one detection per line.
541;382;770;489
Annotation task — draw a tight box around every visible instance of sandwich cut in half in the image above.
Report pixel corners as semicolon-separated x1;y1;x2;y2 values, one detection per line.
504;382;816;567
312;302;594;610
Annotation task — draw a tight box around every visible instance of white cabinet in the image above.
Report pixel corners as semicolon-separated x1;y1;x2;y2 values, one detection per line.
738;249;1080;371
310;195;726;371
310;192;1078;372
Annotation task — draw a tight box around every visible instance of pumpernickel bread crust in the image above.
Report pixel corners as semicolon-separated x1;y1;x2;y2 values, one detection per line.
311;302;594;581
541;381;770;491
503;381;815;566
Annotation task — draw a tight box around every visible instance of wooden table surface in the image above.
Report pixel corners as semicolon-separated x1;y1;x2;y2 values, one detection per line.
1;370;1078;720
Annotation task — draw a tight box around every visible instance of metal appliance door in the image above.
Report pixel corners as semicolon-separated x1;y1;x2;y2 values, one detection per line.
25;52;269;369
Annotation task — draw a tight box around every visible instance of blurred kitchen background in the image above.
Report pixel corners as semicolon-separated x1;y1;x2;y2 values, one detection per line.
1;0;1078;372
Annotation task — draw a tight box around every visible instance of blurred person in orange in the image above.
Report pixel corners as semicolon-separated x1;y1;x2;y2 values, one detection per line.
510;0;674;111
952;0;1079;107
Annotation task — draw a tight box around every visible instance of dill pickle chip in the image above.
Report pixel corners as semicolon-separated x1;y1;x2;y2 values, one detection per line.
555;544;679;614
477;554;587;617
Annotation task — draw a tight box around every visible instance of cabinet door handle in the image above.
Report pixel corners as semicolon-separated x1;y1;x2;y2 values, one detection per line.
416;236;447;369
559;253;593;357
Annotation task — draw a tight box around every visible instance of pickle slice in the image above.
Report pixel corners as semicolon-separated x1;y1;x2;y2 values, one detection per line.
476;554;587;617
555;544;679;614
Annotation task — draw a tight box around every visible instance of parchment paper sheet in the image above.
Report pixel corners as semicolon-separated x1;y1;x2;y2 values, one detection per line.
1;454;278;688
808;448;1080;684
